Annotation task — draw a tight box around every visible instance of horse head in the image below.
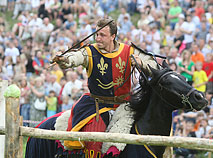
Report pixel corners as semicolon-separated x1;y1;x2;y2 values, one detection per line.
148;60;208;111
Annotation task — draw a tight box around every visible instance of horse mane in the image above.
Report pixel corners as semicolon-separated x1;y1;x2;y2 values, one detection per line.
129;75;152;121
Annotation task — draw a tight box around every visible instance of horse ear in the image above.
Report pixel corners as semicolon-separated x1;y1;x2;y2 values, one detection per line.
162;60;170;69
148;64;158;76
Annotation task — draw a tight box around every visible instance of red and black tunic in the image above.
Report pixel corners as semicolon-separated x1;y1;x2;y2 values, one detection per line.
65;43;133;150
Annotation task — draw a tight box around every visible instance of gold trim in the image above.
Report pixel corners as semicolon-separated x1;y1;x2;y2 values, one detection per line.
71;107;114;132
92;43;125;58
64;107;114;149
129;46;134;66
86;46;93;78
90;150;95;158
135;124;157;158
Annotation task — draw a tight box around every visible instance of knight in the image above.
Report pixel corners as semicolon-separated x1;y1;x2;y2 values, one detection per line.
52;17;158;157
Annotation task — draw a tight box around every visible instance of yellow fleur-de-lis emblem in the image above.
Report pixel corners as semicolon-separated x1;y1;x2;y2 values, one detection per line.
97;57;108;76
116;57;125;74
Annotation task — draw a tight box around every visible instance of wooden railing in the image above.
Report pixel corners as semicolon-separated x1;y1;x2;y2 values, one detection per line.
0;80;212;158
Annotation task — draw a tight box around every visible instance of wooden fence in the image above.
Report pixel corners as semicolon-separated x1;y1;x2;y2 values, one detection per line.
0;81;212;158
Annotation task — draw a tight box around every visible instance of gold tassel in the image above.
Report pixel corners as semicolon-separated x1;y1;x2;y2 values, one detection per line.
95;98;99;122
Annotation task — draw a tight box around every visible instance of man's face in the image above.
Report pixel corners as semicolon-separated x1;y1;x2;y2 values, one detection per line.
95;26;115;51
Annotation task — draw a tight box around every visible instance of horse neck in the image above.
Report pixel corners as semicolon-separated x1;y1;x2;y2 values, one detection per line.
136;92;173;136
136;93;174;158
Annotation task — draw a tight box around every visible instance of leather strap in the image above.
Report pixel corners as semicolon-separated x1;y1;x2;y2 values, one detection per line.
90;93;129;104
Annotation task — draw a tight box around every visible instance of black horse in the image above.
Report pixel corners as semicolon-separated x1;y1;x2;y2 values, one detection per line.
25;61;208;158
119;61;208;158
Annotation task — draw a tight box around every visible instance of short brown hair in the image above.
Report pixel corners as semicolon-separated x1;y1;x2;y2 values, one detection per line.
96;18;117;37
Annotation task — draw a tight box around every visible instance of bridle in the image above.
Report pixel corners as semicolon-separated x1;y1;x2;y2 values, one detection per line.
130;55;196;110
154;71;196;110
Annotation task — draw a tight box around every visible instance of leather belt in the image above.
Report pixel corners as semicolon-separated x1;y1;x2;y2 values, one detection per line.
90;93;129;104
90;93;129;122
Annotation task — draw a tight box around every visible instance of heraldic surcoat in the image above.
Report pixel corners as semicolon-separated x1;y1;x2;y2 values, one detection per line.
65;43;133;150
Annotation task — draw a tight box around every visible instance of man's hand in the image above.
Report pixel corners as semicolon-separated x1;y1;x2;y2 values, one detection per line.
130;54;142;67
51;55;70;69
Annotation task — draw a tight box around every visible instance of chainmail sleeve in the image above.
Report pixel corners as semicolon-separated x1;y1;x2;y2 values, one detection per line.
63;47;89;68
133;48;158;73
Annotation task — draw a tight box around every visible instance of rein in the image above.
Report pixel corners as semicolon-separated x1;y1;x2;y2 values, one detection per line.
156;71;195;110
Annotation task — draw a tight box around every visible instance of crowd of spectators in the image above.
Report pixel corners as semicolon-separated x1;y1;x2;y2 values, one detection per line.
0;0;212;156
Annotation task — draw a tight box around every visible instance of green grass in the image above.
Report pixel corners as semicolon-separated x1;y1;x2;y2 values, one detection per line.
109;10;140;27
0;10;17;31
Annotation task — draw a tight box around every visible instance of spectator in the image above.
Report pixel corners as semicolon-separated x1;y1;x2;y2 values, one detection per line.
51;64;64;83
127;0;137;15
87;0;104;18
168;47;182;65
169;62;178;72
203;53;213;94
174;119;197;158
174;13;185;30
31;0;40;11
190;9;200;28
117;7;131;26
13;55;26;79
48;18;64;45
167;0;182;30
3;56;14;79
150;23;161;54
162;25;174;47
205;5;213;24
57;76;67;112
195;1;205;20
19;77;31;126
59;1;72;22
178;50;195;85
32;50;44;75
197;14;210;32
99;0;118;14
7;0;15;11
199;39;208;58
46;74;61;96
195;21;208;41
71;0;87;17
34;17;54;44
180;14;196;49
4;40;20;64
173;28;185;52
12;0;31;19
29;76;46;127
191;42;205;64
195;118;211;138
45;90;57;117
25;54;35;78
12;11;29;39
48;0;61;20
206;25;213;43
192;61;208;93
62;70;82;111
137;11;150;29
78;16;92;41
63;14;77;32
23;13;43;40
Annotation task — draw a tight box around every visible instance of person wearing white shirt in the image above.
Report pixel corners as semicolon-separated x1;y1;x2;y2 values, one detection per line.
180;14;196;49
28;13;43;38
4;41;20;64
62;71;82;111
34;17;54;44
195;118;211;138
